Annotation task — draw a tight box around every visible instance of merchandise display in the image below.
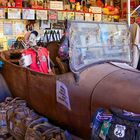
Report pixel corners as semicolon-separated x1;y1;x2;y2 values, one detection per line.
0;96;79;140
0;0;140;139
1;21;140;139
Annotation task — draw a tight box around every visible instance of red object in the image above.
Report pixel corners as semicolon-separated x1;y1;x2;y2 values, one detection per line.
70;0;75;3
22;47;49;74
15;0;22;8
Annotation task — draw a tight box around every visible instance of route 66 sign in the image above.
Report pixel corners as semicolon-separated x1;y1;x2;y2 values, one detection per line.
114;124;126;138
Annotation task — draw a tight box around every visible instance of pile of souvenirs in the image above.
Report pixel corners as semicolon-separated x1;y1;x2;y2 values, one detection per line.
0;97;73;140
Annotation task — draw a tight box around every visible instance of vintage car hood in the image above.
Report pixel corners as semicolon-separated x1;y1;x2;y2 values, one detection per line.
91;62;140;115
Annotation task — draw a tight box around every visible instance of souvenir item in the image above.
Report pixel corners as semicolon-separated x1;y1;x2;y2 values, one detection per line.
91;108;140;140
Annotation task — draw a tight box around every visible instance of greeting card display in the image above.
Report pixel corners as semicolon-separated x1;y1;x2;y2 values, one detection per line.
8;8;21;19
22;9;35;20
36;10;47;20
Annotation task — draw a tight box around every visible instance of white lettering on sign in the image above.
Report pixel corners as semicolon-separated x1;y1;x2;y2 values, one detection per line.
56;81;71;110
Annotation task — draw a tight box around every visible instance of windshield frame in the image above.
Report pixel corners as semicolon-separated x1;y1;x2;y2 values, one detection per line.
67;21;132;73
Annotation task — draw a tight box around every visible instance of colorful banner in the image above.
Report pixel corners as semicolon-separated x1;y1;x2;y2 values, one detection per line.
36;10;47;20
8;8;21;19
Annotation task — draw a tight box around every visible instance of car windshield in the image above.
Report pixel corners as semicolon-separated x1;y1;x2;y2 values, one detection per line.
68;21;132;72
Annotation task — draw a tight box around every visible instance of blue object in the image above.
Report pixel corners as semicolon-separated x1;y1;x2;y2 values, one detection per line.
0;61;3;68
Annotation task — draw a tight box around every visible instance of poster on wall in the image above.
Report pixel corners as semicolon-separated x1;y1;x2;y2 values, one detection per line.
75;12;84;21
36;10;47;20
67;12;75;20
22;9;35;20
8;8;21;19
48;10;58;22
85;13;93;21
3;22;13;35
58;11;67;20
0;9;5;19
13;21;25;35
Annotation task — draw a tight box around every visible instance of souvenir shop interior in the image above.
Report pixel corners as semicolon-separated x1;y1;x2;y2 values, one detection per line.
0;0;140;140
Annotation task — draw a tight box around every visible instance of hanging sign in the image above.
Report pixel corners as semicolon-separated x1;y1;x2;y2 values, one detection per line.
22;9;35;20
8;8;21;19
36;10;48;20
58;11;67;20
56;81;71;110
67;12;75;20
75;12;84;21
50;1;64;10
85;13;93;21
0;9;5;19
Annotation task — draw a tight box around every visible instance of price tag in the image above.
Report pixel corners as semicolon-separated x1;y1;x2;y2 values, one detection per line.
0;8;5;19
50;1;64;10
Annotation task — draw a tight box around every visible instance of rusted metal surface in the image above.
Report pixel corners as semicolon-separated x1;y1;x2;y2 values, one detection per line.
2;50;140;139
1;52;27;100
91;68;140;114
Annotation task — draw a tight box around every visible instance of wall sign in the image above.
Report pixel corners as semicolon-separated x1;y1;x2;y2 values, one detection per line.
50;1;64;10
56;81;71;110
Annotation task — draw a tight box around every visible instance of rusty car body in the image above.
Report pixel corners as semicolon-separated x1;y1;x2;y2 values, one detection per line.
0;21;139;139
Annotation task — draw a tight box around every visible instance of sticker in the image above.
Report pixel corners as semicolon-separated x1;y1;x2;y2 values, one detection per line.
99;121;111;140
114;124;126;138
56;81;71;110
